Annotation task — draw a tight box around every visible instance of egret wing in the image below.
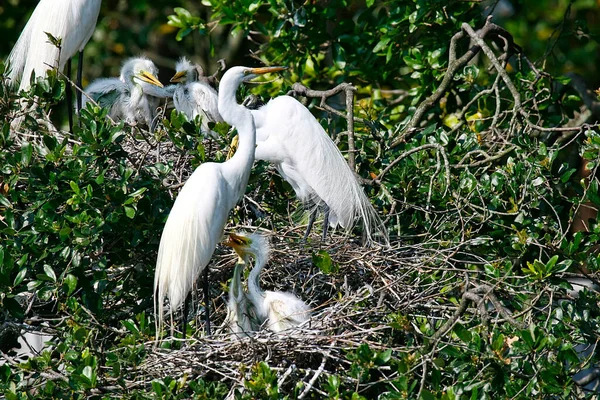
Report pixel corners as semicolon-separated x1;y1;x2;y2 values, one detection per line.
254;96;388;244
154;163;229;331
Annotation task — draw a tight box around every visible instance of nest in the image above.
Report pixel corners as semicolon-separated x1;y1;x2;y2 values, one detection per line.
127;231;457;397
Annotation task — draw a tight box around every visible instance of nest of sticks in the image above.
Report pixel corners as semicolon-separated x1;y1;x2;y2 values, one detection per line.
131;230;473;397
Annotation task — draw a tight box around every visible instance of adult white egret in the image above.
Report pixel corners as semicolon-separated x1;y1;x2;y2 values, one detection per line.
171;57;223;138
169;69;387;243
7;0;101;93
251;95;388;245
226;232;311;332
7;0;101;131
153;66;286;338
82;57;170;132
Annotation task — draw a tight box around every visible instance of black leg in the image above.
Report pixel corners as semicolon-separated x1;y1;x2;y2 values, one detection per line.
322;204;331;240
66;59;74;134
181;293;190;340
203;267;211;336
76;50;84;117
303;208;318;242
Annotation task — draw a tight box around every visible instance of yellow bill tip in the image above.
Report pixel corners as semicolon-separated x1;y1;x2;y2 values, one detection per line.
170;71;186;83
140;71;164;87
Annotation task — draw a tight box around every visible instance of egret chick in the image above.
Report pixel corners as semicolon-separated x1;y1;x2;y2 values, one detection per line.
171;57;223;138
82;57;169;131
222;257;259;337
226;232;311;332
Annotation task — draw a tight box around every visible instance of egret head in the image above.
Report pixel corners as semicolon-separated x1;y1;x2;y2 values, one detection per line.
171;57;203;84
121;57;163;88
221;66;287;90
224;232;271;263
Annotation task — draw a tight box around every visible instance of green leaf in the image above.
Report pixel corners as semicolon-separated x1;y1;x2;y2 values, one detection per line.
21;143;33;166
312;250;337;274
124;206;136;219
44;265;56;282
69;181;81;195
13;267;27;287
65;274;77;296
453;323;472;343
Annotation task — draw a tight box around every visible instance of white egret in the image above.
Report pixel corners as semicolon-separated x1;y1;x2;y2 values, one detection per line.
153;66;286;338
82;57;170;132
7;0;101;94
179;88;389;244
7;0;101;132
226;232;311;332
171;57;223;138
251;95;388;245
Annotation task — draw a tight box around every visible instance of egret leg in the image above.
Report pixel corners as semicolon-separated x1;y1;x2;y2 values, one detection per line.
66;59;74;134
76;50;84;116
203;267;211;336
181;294;190;339
303;208;318;242
322;204;331;240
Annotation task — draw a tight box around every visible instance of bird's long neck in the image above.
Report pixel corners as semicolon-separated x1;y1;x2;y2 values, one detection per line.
247;252;267;307
218;76;256;200
230;261;244;299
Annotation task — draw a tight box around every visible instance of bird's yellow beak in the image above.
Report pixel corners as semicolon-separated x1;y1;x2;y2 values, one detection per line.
224;233;250;248
246;66;287;76
227;134;239;160
170;70;186;83
224;233;251;254
138;71;164;87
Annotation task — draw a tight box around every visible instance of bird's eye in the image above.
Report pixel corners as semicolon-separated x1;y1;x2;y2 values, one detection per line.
184;88;189;95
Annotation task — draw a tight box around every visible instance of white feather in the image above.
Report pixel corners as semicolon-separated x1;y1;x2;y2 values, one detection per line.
236;232;311;333
7;0;101;92
173;82;222;138
251;96;389;245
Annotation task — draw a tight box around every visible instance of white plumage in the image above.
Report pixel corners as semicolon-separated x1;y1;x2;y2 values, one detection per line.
153;66;285;337
250;95;388;245
7;0;101;92
227;232;311;332
224;259;258;337
82;57;170;131
167;74;388;244
171;57;223;138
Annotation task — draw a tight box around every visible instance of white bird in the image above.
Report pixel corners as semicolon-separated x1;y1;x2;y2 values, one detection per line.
226;232;311;332
153;66;285;338
251;95;388;245
171;57;223;138
194;89;388;244
82;57;170;132
7;0;101;94
223;257;259;337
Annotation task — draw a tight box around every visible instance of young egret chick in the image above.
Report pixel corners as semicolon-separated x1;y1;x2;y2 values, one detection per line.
222;246;260;337
154;66;286;339
171;57;223;138
227;232;311;332
82;57;170;131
